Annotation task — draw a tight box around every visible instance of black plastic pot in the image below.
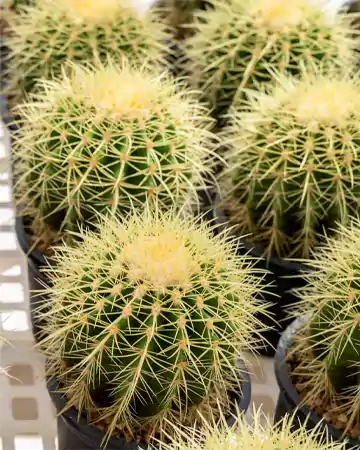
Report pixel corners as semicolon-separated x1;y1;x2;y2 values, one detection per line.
274;317;360;448
15;214;53;343
213;195;312;357
0;35;9;121
347;0;360;14
48;362;251;450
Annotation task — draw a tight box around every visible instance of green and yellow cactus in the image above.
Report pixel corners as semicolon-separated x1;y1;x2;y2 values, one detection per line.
160;406;347;450
4;0;170;104
39;209;269;445
293;218;360;438
184;0;358;119
220;69;360;259
13;61;216;252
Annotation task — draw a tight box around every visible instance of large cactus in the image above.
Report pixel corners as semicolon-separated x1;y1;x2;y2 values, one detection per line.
13;61;216;251
294;218;360;438
221;69;360;259
39;210;269;445
161;407;347;450
184;0;357;119
4;0;170;103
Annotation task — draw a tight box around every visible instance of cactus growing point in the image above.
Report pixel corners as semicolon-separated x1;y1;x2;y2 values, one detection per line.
4;0;170;103
184;0;357;119
39;209;270;445
13;61;216;251
221;69;360;259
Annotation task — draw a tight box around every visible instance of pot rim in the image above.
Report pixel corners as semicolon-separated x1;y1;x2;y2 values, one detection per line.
275;316;360;446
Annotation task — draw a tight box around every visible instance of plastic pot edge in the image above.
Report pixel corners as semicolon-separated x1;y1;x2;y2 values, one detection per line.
15;213;53;274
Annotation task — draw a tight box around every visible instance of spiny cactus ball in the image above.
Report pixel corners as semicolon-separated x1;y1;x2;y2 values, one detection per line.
221;69;360;259
5;0;170;103
40;210;268;445
184;0;357;119
293;218;360;437
13;61;215;249
161;407;347;450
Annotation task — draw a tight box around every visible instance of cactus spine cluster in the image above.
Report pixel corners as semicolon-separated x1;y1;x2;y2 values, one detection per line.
13;61;215;250
40;210;268;445
160;407;347;450
221;69;360;259
5;0;170;103
294;218;360;437
184;0;357;119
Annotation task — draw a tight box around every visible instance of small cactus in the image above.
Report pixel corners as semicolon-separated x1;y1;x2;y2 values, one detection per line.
184;0;358;119
13;61;216;251
293;218;360;438
220;69;360;259
160;406;347;450
39;209;269;445
4;0;170;103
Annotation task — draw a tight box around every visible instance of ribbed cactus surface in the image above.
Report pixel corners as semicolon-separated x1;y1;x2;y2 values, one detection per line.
184;0;357;119
13;62;215;248
5;0;170;102
40;210;268;445
221;70;360;259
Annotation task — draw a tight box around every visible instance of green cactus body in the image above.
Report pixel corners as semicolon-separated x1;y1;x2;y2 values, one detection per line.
184;0;357;119
5;0;170;103
13;62;215;249
221;72;360;259
294;220;360;432
40;210;267;445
